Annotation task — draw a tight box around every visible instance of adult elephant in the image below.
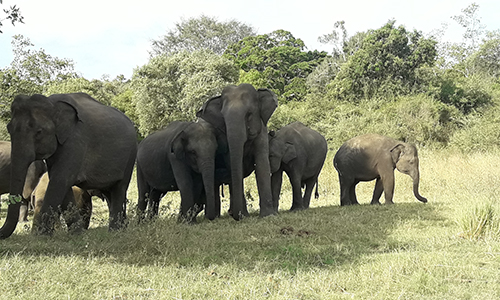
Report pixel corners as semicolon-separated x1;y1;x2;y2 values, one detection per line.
0;93;137;239
136;120;218;222
0;141;46;222
268;122;327;211
32;173;93;230
197;84;278;220
333;134;428;206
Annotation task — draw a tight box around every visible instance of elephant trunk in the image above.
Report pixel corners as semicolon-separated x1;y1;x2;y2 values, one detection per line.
200;159;216;220
225;115;247;221
0;147;34;239
411;169;428;203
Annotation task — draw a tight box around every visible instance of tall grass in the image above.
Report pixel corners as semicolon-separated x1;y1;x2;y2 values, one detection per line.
1;149;500;299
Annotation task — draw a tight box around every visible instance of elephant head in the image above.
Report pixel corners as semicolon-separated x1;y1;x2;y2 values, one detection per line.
171;121;218;220
268;131;297;173
197;84;278;220
390;143;428;203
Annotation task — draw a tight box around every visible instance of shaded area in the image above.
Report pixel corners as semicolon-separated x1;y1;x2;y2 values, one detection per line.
0;201;442;273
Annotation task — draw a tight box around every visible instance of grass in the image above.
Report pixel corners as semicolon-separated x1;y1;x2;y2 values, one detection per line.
1;149;500;299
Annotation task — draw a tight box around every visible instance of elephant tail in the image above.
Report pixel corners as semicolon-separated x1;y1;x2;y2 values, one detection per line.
314;179;320;199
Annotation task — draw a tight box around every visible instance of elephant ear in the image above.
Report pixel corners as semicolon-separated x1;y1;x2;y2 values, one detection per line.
171;130;186;160
257;89;278;125
197;96;225;133
283;142;297;164
390;144;405;166
53;100;80;145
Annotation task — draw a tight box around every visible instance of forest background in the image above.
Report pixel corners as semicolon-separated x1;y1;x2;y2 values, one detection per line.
1;2;499;152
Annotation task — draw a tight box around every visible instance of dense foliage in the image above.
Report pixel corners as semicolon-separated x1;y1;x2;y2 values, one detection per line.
224;30;328;102
131;50;238;136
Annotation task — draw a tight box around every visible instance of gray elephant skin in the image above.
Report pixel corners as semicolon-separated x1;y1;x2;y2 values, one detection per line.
32;173;93;230
333;133;428;206
0;93;137;239
268;122;327;211
136;120;218;222
197;84;278;220
0;141;46;222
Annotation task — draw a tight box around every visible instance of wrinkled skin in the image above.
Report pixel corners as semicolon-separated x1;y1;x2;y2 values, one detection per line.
0;93;137;239
333;134;428;206
136;120;218;223
197;84;278;220
0;141;46;222
32;173;93;230
268;122;327;211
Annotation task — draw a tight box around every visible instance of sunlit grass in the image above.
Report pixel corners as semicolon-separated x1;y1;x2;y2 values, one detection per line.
1;149;500;299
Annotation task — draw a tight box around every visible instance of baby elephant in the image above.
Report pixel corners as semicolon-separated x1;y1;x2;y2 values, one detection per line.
32;173;93;230
268;122;328;211
333;134;428;206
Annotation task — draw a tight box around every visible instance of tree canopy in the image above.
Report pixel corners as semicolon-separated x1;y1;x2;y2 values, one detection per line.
131;50;238;136
150;15;256;56
223;29;328;102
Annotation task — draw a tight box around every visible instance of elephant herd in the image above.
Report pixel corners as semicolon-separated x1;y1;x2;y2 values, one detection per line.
0;83;427;239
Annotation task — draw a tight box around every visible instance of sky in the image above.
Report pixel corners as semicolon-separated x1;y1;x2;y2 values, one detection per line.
1;0;499;80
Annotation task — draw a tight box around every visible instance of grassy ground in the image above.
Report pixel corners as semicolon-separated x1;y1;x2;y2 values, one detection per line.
1;149;500;299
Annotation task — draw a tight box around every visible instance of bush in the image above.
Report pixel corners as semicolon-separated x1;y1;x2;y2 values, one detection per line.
269;94;458;150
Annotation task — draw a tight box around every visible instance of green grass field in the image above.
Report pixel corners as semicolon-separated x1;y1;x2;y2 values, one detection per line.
1;149;500;299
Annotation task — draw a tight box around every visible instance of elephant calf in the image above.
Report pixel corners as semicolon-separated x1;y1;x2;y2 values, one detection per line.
333;134;428;206
268;122;328;211
32;173;93;230
136;120;218;223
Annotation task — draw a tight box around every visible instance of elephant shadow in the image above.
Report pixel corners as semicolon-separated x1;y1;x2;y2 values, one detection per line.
0;200;444;272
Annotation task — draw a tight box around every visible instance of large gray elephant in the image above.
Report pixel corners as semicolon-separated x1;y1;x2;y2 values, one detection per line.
0;93;137;238
268;122;328;211
0;141;46;222
333;134;428;206
197;84;278;220
32;173;93;230
136;120;218;222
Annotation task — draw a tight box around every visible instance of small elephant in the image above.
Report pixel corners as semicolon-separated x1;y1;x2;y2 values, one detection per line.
32;173;93;230
136;120;218;222
333;134;428;206
0;141;46;222
268;122;328;211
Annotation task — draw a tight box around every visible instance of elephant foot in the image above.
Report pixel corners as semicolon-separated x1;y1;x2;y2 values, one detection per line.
370;200;381;205
290;203;306;211
228;209;250;221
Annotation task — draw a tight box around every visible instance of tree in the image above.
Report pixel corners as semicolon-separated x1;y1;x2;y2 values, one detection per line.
10;35;78;85
327;21;437;101
131;50;239;136
224;29;328;102
150;15;256;56
0;3;23;33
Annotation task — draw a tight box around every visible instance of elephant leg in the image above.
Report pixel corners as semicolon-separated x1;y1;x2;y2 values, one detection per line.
18;198;29;222
371;178;384;205
147;189;162;219
214;185;221;218
136;166;149;219
302;177;317;209
171;160;197;223
349;180;359;205
271;172;283;212
289;173;304;211
60;187;84;234
107;181;128;230
380;171;395;204
339;176;353;206
79;190;92;230
253;130;275;217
